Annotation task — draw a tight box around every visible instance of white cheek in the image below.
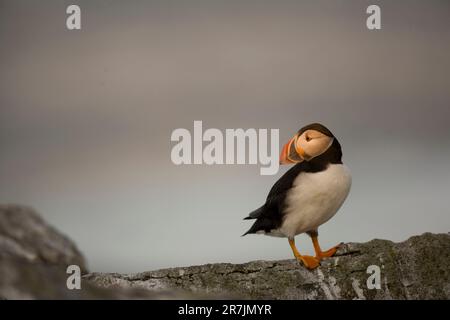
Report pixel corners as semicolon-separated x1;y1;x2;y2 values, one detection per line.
302;137;333;158
296;138;309;153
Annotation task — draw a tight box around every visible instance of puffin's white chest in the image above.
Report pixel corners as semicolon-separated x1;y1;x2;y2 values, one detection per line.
278;164;351;238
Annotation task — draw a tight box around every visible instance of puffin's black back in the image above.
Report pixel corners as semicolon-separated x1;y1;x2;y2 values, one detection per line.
243;137;343;236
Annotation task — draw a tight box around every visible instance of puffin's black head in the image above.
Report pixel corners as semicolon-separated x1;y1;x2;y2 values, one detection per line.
280;123;342;165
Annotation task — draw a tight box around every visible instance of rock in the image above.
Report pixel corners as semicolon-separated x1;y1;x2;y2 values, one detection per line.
0;204;87;271
86;233;450;300
0;205;211;299
1;205;449;299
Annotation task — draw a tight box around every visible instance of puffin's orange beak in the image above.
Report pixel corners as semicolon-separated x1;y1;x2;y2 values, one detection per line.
279;134;305;165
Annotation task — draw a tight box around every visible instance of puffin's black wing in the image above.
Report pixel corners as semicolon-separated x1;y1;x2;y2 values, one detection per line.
243;163;304;235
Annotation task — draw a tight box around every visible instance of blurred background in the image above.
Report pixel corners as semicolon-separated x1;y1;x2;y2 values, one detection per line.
1;0;449;273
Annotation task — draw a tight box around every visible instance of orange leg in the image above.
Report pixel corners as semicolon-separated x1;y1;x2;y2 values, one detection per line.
311;235;342;260
288;238;320;269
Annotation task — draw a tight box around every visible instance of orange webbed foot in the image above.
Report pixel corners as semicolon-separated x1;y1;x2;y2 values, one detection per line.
288;238;321;270
316;243;343;259
296;254;320;269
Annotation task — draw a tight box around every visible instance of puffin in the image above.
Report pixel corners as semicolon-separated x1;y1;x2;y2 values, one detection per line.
243;123;351;269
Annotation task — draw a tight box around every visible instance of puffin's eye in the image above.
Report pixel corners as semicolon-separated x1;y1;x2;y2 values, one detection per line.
305;135;311;142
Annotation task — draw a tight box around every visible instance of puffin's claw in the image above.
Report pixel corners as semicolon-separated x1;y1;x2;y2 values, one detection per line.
296;255;320;269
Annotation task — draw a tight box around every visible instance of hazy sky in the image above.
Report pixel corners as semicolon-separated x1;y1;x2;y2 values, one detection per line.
1;0;449;273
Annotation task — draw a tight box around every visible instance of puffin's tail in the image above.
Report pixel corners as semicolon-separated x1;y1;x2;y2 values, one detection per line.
242;206;265;236
241;226;256;237
243;206;264;220
242;217;272;236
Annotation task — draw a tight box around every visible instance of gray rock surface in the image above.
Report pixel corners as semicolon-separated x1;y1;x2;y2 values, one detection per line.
86;233;450;300
1;204;449;299
0;204;87;271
